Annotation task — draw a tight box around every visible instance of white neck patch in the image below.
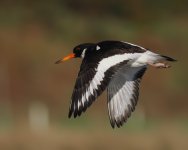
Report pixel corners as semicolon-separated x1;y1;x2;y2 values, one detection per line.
96;45;100;50
81;48;87;58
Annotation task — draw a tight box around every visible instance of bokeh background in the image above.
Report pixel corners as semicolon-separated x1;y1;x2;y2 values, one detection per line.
0;0;188;150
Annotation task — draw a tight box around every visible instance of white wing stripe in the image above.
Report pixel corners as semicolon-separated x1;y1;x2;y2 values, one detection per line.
82;94;85;106
85;88;89;100
80;53;141;102
77;100;81;110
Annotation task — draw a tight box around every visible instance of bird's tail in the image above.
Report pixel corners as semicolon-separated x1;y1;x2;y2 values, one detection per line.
146;51;177;63
160;55;177;61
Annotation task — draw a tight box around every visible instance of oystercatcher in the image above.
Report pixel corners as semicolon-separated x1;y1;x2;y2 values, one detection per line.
55;40;176;128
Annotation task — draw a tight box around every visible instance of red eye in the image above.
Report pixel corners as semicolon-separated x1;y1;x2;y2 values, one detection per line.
77;47;81;50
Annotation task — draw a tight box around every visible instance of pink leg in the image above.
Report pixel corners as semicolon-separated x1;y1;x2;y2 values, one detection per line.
148;62;171;68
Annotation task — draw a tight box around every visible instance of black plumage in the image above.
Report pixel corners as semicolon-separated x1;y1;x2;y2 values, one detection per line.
56;40;176;128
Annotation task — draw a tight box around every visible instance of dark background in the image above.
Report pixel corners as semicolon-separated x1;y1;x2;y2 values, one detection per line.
0;0;187;150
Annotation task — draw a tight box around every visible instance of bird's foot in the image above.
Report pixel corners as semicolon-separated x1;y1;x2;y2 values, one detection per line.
148;62;171;68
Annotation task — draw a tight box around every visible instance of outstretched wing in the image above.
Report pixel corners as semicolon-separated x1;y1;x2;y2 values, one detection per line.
107;65;147;128
68;55;132;118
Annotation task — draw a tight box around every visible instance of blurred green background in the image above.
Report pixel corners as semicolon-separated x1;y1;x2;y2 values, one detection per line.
0;0;188;150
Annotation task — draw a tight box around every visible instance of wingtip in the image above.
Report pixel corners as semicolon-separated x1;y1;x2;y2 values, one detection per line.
110;122;115;129
68;110;72;118
73;111;78;118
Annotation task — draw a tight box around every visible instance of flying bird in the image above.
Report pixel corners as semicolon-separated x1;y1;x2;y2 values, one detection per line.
55;41;176;128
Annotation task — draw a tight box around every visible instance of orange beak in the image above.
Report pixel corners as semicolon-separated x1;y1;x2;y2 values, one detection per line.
55;53;75;64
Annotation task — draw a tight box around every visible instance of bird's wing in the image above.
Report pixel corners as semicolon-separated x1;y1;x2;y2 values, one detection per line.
68;55;131;118
107;65;147;128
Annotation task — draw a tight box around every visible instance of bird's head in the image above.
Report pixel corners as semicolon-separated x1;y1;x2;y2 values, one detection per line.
55;43;94;64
